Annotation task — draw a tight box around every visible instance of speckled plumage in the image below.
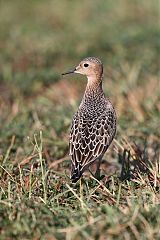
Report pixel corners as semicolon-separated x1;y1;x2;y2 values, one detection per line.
62;57;116;183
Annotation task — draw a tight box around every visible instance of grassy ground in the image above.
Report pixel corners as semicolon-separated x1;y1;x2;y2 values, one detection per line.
0;0;160;239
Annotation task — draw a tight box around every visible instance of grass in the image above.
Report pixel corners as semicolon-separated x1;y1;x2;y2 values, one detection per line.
0;0;160;239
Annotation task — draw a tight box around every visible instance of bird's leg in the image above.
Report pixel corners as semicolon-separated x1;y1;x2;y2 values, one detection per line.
89;157;102;180
79;177;84;208
80;177;82;196
94;157;102;180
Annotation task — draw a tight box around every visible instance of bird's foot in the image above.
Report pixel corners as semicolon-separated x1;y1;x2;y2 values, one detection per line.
89;168;104;181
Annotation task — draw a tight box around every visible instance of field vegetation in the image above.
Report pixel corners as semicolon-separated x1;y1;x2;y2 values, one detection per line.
0;1;159;239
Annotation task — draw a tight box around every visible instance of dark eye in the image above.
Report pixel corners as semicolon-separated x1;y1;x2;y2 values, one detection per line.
84;63;89;67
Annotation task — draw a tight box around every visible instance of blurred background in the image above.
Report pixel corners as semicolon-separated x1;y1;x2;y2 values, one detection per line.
0;0;159;165
0;2;160;238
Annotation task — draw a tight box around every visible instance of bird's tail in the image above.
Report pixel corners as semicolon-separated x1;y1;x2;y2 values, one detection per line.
70;164;83;183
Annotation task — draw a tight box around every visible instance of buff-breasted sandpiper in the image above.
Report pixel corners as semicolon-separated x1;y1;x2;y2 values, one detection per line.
62;57;116;183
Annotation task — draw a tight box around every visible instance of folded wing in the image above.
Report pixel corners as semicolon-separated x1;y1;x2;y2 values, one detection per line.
69;109;116;180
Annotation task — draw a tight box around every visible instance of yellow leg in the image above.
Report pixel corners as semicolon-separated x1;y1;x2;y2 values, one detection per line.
89;157;102;180
95;157;101;179
80;177;83;204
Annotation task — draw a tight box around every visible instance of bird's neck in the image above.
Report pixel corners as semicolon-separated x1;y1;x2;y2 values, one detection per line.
79;75;105;110
85;75;103;96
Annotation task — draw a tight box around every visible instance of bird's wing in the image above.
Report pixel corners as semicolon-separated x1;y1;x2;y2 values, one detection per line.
69;110;116;174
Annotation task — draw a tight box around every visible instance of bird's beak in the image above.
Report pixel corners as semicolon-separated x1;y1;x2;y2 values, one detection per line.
62;68;76;76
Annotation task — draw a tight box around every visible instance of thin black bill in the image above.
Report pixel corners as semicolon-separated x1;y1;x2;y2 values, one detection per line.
62;68;76;75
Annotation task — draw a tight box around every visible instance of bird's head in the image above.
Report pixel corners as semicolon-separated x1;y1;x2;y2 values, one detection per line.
62;57;103;79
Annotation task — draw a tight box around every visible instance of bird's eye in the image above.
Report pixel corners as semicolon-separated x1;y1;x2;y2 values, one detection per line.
84;63;89;67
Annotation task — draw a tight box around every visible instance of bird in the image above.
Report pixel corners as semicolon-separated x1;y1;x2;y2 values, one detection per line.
62;57;116;183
